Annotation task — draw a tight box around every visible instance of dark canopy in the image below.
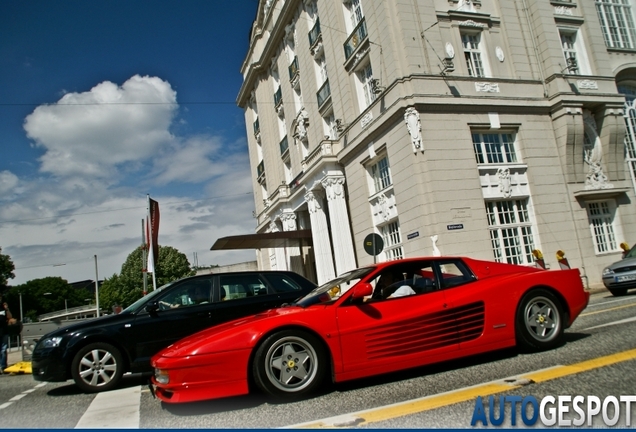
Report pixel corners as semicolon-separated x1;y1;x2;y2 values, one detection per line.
211;229;313;250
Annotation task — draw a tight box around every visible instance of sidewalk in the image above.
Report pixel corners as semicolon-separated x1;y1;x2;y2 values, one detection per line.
7;348;23;367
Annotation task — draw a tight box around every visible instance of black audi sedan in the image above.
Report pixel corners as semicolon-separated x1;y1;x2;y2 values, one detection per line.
32;271;316;393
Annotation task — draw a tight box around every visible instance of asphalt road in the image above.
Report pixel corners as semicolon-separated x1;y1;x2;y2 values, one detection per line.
1;289;635;429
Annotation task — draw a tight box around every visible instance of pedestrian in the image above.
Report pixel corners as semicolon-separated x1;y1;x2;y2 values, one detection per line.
0;292;12;373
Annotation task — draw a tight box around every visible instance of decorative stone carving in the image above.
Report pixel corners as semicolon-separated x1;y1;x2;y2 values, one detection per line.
475;82;500;93
457;0;476;12
459;20;486;28
280;211;297;231
431;235;441;257
583;111;613;190
305;191;322;214
378;194;390;221
268;221;279;233
264;0;273;17
322;176;345;201
497;167;512;198
311;41;324;59
554;6;573;16
445;42;455;59
294;108;309;144
404;107;424;153
496;46;504;62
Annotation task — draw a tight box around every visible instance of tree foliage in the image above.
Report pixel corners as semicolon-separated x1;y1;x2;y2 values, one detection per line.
4;277;91;322
0;247;16;291
99;245;194;311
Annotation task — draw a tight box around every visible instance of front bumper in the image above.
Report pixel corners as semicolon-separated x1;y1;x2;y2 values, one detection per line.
31;348;68;382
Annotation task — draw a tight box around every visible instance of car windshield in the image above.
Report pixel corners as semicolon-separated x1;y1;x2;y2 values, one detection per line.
121;281;177;313
625;244;636;259
295;267;374;307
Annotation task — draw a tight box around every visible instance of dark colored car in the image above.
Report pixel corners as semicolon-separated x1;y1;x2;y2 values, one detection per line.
602;244;636;296
31;271;316;393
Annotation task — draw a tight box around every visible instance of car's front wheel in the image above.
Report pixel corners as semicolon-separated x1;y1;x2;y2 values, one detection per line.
253;330;326;398
70;342;124;393
515;288;564;352
609;287;628;296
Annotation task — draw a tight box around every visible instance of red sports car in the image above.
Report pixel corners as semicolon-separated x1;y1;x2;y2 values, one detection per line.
150;257;589;403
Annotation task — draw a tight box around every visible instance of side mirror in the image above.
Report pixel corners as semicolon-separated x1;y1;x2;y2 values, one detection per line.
351;282;373;299
145;301;159;314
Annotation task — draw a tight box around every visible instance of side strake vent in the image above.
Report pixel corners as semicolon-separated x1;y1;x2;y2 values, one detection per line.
364;302;485;359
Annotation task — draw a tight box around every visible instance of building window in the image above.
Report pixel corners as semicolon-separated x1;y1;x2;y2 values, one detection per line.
619;84;636;192
596;0;636;49
486;200;536;265
357;62;376;108
371;156;392;193
559;29;580;74
587;201;619;253
461;32;485;77
472;132;518;164
381;221;404;261
348;0;364;29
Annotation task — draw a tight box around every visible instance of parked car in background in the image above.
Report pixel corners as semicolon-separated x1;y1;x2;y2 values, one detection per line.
31;271;316;393
602;244;636;296
150;256;589;404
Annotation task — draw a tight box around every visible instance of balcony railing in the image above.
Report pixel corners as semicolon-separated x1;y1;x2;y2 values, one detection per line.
257;160;265;179
253;118;260;135
308;18;321;47
274;87;283;108
344;18;368;60
279;136;289;155
316;79;331;108
288;56;299;81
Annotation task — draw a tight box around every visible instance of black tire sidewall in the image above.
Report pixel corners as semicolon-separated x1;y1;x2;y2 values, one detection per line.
515;288;564;352
253;330;326;398
71;342;124;393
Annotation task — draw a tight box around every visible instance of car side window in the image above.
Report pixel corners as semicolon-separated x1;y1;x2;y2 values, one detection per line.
264;273;303;294
436;260;475;289
370;262;437;300
219;274;270;301
157;279;212;310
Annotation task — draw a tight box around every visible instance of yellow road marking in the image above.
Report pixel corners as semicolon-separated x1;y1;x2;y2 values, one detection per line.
289;348;636;428
580;302;636;317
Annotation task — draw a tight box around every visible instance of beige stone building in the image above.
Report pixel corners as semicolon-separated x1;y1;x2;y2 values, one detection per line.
235;0;636;288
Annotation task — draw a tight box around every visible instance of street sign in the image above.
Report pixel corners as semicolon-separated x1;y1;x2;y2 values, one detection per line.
363;233;384;256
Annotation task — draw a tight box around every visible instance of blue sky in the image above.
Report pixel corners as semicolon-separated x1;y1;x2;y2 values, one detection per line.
0;1;261;285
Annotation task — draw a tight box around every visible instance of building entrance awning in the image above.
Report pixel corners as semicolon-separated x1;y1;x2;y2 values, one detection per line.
210;229;313;250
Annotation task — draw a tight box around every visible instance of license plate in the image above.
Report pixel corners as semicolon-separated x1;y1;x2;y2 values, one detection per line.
616;274;636;283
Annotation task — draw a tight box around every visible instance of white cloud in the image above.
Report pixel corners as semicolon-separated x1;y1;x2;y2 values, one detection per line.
23;75;178;179
2;75;257;286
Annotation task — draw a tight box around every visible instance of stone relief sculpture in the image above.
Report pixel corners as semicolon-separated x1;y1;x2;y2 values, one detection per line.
583;111;613;190
431;235;441;257
306;191;322;214
404;107;423;153
497;167;512;198
280;212;297;231
295;108;309;142
378;194;390;221
457;0;476;12
322;176;345;201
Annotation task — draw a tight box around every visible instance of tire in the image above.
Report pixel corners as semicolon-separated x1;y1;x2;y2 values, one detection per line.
253;330;326;399
609;287;628;297
515;289;564;352
70;342;124;393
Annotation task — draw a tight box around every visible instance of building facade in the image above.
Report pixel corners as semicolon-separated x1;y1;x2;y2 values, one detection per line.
237;0;636;287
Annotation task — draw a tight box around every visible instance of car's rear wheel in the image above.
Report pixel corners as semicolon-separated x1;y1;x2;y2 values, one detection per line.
253;330;326;398
516;288;564;352
71;342;124;393
609;287;628;296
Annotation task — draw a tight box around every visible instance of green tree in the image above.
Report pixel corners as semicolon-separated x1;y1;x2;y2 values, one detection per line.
5;277;90;322
99;245;194;310
0;247;16;292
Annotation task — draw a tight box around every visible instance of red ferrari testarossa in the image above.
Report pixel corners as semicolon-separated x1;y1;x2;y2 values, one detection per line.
150;257;589;403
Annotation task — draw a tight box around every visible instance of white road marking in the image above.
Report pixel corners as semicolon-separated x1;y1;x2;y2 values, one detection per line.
583;315;636;331
0;402;12;410
9;394;27;401
74;385;141;429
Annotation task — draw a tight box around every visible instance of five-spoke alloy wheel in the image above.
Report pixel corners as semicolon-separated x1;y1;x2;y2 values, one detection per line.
253;330;326;398
516;288;564;351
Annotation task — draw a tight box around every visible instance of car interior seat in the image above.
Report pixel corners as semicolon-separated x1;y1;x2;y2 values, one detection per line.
413;277;435;294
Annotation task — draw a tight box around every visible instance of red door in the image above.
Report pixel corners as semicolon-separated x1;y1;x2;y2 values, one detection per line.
335;289;460;381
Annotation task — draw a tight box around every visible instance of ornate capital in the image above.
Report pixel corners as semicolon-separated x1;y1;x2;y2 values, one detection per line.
305;191;323;214
322;176;346;200
280;211;297;231
404;107;423;153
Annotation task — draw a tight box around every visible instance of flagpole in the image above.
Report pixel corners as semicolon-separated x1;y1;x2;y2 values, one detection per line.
147;194;158;292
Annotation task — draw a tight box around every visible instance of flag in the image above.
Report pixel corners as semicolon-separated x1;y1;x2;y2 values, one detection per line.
146;196;160;273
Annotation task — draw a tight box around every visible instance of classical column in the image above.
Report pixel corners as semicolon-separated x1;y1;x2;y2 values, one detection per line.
322;175;356;275
280;211;304;275
305;191;336;284
268;221;288;271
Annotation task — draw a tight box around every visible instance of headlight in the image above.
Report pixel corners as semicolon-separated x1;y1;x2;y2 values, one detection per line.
37;336;63;349
154;368;170;384
602;267;614;277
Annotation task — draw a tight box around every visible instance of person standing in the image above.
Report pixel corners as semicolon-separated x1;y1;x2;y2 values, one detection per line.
0;293;12;373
